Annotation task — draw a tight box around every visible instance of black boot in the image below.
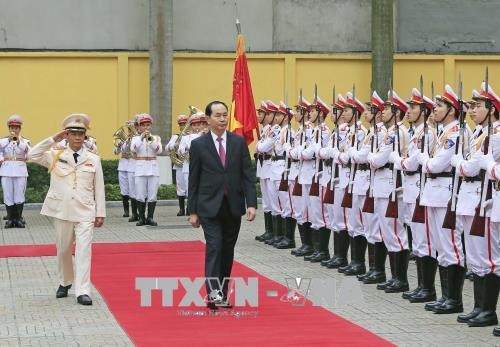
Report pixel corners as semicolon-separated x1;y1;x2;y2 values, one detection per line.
266;215;283;245
304;229;320;261
255;212;273;242
295;223;314;256
4;205;15;228
458;274;483;323
122;195;130;217
146;202;158;226
322;231;339;266
385;249;410;293
468;273;499;327
276;217;296;249
326;230;349;269
407;224;415;261
377;251;396;290
358;243;375;281
338;236;355;273
344;236;367;276
291;223;307;255
136;201;147;226
403;256;422;300
176;196;185;216
410;256;437;303
425;265;449;311
15;203;25;228
434;265;465;314
364;242;387;284
309;227;331;263
128;199;139;222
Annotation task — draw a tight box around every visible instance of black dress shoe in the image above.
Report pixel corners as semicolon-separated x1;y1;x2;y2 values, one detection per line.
145;218;158;226
326;257;348;269
408;288;436;303
77;294;93;305
468;311;498;327
376;278;395;290
433;299;463;314
384;279;409;293
493;327;500;336
362;271;386;284
457;308;483;323
56;284;72;298
425;297;446;311
402;287;421;300
343;263;366;276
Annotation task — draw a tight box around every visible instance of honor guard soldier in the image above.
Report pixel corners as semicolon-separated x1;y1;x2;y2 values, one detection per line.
368;89;410;293
285;96;312;254
288;97;314;256
418;85;467;314
319;94;350;269
275;102;297;249
301;96;330;262
453;83;500;326
357;92;388;284
255;101;282;245
479;133;500;336
178;112;207;213
255;101;274;242
125;115;141;222
165;114;189;216
340;94;369;276
113;121;135;218
130;113;162;226
0;115;30;228
392;88;437;302
28;113;106;305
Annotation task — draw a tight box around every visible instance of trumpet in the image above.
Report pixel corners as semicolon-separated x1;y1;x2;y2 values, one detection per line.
142;131;153;142
9;131;19;143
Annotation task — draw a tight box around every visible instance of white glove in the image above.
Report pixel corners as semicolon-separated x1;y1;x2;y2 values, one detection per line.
479;153;494;170
389;152;400;164
331;147;340;160
418;152;429;165
450;154;463;168
367;153;374;166
282;142;292;152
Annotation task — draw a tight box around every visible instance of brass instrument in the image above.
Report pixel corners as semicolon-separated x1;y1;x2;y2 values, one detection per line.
113;122;136;147
9;131;19;143
169;122;192;166
142;131;153;142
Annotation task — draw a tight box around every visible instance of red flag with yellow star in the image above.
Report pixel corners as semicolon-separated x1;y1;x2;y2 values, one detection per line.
229;33;258;144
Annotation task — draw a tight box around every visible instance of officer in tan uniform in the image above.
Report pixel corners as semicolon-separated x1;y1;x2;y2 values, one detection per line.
28;113;106;305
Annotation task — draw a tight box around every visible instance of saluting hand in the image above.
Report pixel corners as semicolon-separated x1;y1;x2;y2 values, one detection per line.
53;130;68;143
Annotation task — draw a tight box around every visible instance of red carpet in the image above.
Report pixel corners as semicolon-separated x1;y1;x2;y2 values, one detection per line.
0;241;393;346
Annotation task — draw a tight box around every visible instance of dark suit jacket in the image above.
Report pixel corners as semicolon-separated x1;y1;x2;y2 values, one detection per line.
188;131;257;218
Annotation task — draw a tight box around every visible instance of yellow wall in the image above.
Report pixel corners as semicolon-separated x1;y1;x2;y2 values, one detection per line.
0;52;498;159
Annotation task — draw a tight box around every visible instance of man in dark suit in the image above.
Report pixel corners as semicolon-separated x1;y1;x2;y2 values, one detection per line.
188;101;257;309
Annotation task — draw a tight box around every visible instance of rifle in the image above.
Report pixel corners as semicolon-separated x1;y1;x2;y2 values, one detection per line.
470;68;493;236
442;74;465;230
292;88;305;196
341;85;358;208
309;84;321;197
323;86;337;204
362;92;378;214
412;76;429;223
386;82;402;219
279;91;292;192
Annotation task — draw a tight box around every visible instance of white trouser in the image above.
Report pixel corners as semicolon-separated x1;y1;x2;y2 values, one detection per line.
175;169;187;197
328;186;349;233
269;180;283;217
461;216;500;276
293;183;310;225
118;170;129;196
363;210;382;244
54;218;94;297
375;197;409;252
183;172;189;196
135;176;160;202
427;206;464;267
2;176;27;205
260;178;271;213
278;181;293;218
348;194;365;238
409;204;435;258
401;201;412;226
309;186;328;230
127;171;136;199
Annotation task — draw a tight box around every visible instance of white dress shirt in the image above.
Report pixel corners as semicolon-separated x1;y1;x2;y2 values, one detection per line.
211;130;227;156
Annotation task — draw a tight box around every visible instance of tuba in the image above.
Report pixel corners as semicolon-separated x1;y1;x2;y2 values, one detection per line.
113;123;134;147
168;105;198;166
